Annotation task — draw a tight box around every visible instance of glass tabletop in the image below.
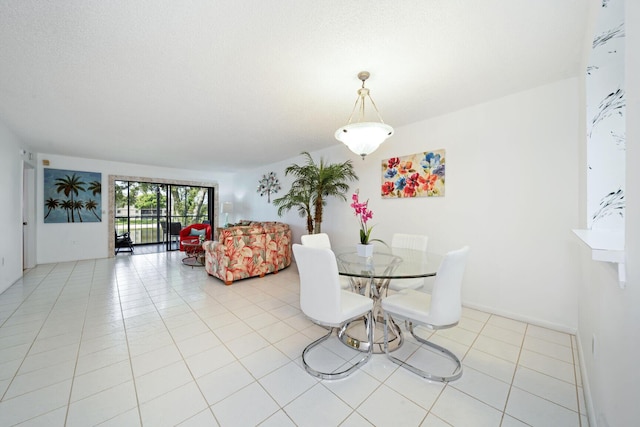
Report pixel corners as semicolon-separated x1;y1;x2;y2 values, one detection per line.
335;247;440;279
182;241;204;249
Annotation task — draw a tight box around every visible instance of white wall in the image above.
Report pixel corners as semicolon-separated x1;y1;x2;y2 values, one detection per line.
576;2;640;425
362;78;581;332
233;78;582;332
230;149;356;242
36;153;236;264
0;121;34;293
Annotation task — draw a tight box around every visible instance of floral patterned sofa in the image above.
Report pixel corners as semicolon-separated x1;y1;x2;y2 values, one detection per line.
202;221;292;285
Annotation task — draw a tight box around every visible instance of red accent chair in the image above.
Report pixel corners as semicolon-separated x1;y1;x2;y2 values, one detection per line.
179;223;212;251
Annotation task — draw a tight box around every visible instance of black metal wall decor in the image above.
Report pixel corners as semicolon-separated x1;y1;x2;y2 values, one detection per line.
257;172;281;203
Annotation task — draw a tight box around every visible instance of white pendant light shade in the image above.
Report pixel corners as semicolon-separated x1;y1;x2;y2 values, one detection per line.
335;71;393;159
335;122;394;158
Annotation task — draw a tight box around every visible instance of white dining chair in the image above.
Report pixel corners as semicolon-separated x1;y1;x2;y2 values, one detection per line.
301;233;351;290
300;233;332;248
382;246;469;382
293;244;374;379
388;233;429;291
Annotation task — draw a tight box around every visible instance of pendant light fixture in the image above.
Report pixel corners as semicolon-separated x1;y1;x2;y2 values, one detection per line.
335;71;394;159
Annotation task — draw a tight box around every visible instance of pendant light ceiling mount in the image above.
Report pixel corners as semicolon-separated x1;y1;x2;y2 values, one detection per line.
335;71;394;159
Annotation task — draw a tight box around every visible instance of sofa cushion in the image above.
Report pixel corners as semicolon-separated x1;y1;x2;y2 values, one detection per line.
218;223;265;238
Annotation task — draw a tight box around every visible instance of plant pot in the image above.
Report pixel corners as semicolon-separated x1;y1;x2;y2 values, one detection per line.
356;243;374;257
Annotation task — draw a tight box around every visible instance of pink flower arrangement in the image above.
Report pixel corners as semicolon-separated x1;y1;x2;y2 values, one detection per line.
350;190;379;244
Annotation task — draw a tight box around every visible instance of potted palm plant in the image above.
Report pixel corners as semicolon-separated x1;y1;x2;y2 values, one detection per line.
273;152;358;234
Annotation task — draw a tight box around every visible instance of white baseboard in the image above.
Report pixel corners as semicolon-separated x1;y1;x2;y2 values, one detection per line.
461;301;577;334
0;271;24;296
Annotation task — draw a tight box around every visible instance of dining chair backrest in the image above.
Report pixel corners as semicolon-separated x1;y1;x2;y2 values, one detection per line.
429;246;470;326
301;233;353;291
169;222;182;236
293;244;342;324
388;233;429;291
300;233;332;249
391;233;429;252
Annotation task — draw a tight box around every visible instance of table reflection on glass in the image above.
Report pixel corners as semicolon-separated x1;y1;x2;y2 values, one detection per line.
336;247;440;353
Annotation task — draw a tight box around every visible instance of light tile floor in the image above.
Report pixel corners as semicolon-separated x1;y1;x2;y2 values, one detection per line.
0;252;589;426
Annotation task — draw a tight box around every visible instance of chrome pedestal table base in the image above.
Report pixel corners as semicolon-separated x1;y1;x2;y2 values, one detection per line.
338;314;403;353
338;273;403;354
336;248;438;354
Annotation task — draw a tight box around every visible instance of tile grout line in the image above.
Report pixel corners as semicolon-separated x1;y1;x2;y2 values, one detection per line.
422;312;492;424
205;271;310;425
0;262;76;421
114;257;146;426
498;320;529;427
63;259;101;426
571;335;585;427
64;259;147;426
499;321;582;425
0;268;46;329
5;265;91;422
131;252;222;425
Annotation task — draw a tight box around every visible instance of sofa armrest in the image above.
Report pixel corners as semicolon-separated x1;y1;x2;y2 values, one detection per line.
202;240;219;252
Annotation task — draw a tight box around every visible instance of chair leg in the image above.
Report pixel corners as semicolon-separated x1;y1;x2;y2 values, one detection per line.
115;241;134;255
302;313;374;380
383;313;462;382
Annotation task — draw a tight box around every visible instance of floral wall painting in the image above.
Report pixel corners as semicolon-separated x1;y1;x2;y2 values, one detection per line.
381;150;445;198
44;168;102;223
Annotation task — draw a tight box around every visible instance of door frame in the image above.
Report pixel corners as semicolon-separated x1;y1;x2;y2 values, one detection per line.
22;161;36;269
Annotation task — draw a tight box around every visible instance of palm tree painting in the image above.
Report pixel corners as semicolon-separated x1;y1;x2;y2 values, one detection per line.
60;200;73;222
85;199;101;222
44;168;102;223
44;197;59;219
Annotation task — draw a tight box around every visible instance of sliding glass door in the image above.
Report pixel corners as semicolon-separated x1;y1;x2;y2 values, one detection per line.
115;180;214;251
165;185;213;250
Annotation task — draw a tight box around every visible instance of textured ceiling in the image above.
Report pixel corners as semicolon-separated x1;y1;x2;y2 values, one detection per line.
0;0;593;172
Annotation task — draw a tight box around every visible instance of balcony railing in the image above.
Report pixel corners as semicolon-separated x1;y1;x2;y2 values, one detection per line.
115;215;207;245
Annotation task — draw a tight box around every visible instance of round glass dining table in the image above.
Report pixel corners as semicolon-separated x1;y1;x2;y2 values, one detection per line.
335;247;441;353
